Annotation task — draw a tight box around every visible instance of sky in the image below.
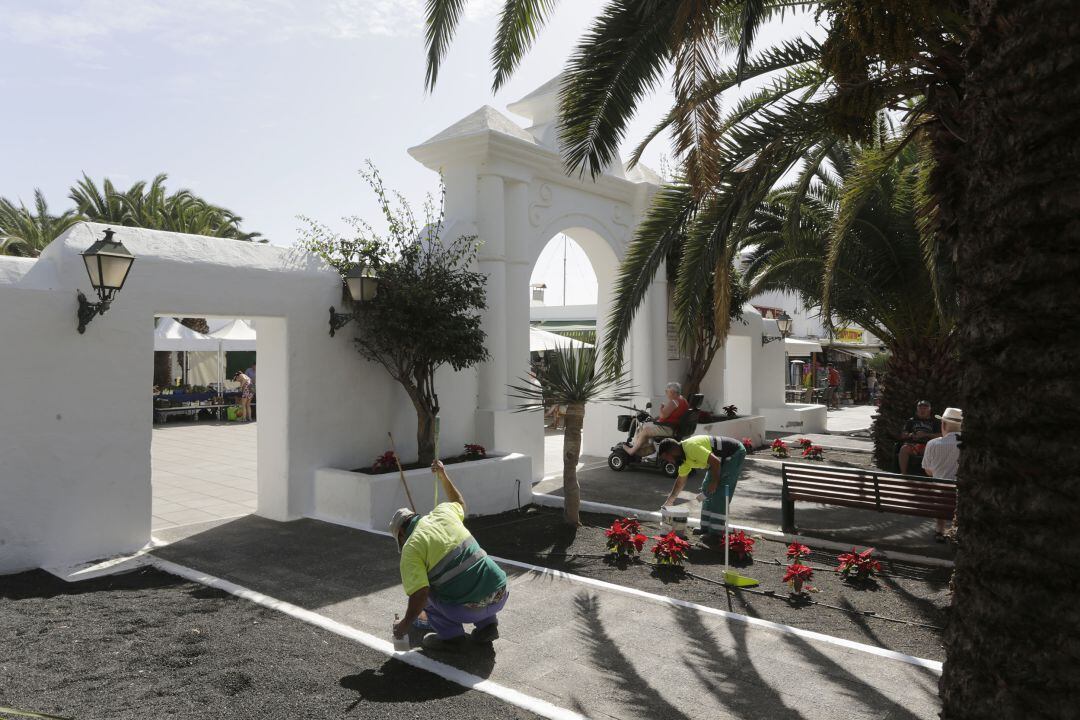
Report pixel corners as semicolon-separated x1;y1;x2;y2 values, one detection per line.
1;1;817;306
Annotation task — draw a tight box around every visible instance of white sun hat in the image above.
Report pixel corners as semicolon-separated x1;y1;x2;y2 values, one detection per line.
935;407;963;424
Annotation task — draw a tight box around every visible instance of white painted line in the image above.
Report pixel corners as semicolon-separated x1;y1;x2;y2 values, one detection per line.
493;555;943;674
148;557;588;720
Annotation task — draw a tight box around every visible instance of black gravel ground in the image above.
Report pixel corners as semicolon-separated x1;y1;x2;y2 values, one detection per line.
0;568;539;720
467;506;951;661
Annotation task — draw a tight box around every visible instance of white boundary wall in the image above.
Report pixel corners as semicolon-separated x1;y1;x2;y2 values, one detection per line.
0;223;479;574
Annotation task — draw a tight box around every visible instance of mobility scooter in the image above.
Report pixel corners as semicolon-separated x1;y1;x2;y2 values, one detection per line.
606;393;704;477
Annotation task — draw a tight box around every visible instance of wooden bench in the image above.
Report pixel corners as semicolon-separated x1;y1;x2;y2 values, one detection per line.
780;462;956;534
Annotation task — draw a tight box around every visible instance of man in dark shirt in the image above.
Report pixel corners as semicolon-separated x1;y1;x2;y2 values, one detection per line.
898;400;942;474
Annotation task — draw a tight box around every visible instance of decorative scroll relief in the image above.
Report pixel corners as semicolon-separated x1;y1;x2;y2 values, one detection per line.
528;183;553;227
612;202;631;228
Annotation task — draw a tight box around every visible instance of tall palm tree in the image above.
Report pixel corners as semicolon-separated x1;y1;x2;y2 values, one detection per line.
745;139;958;465
938;1;1080;717
509;347;634;525
0;190;79;257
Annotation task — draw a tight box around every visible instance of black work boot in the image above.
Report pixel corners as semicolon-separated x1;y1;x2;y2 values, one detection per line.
472;623;499;643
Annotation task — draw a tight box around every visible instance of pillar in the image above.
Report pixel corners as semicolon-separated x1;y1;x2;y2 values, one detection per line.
476;174;507;412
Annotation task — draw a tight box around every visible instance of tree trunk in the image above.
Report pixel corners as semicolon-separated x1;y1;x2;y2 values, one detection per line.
940;2;1080;717
406;391;437;467
870;334;960;470
153;351;173;387
561;403;585;526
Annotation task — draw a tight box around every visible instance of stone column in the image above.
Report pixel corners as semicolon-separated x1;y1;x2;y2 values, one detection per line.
476;174;508;412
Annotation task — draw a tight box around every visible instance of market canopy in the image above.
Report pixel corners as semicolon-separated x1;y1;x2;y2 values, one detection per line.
209;319;257;351
153;318;219;351
529;326;593;352
784;337;823;356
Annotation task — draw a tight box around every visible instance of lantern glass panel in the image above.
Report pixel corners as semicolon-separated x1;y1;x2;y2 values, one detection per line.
83;253;103;288
100;253;134;290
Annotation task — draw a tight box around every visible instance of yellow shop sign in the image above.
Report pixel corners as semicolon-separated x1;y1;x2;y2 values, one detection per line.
835;327;865;344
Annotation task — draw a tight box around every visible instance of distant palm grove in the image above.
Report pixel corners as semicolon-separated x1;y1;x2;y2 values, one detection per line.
0;173;262;257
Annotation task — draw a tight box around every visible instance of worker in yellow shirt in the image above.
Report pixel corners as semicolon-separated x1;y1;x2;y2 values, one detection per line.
657;435;747;540
390;461;508;651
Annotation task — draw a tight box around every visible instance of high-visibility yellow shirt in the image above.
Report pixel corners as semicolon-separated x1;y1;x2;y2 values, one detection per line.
678;435;714;478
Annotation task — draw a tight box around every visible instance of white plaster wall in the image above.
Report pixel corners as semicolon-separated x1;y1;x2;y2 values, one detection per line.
0;223;479;574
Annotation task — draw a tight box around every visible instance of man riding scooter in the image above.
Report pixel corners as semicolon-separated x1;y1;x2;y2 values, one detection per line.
622;382;689;457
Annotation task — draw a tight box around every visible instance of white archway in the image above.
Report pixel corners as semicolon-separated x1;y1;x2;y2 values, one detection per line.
409;83;668;477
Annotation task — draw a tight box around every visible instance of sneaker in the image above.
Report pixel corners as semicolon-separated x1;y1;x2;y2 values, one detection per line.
421;633;468;652
471;623;499;643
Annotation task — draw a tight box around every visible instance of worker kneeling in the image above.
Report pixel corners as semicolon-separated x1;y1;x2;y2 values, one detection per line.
390;460;508;652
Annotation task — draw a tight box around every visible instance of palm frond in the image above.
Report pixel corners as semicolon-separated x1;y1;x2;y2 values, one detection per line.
509;347;635;410
491;0;559;91
424;0;469;92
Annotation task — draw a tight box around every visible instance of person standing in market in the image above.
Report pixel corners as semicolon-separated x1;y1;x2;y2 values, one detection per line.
657;435;747;541
826;363;841;409
390;461;508;651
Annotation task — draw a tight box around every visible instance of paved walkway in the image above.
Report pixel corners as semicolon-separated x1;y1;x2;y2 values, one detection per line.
151;516;941;720
151;421;257;530
824;404;878;434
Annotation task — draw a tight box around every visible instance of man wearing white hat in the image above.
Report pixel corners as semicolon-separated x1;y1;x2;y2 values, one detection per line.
922;407;963;542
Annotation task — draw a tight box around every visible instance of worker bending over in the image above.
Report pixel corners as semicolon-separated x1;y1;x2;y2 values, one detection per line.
657;435;747;540
390;460;508;651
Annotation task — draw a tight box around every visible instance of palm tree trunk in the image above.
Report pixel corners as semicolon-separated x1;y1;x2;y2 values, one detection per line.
871;334;960;470
940;2;1080;716
561;403;586;526
153;351;173;387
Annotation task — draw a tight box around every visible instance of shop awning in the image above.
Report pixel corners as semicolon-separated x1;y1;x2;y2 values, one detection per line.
784;337;823;356
831;346;875;360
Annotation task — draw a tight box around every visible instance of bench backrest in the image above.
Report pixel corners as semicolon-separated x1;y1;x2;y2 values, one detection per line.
781;462;956;519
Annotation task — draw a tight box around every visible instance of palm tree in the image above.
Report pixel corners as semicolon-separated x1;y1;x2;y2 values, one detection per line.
744;138;958;466
0;190;79;257
509;347;633;525
70;174;263;241
937;2;1080;717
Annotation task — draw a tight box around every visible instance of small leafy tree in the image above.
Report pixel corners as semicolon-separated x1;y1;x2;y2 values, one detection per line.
509;347;633;526
302;163;489;465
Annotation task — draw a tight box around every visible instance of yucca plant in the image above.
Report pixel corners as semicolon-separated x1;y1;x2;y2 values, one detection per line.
509;347;633;525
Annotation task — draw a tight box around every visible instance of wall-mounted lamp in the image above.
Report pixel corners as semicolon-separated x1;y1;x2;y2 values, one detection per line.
761;311;793;346
77;228;135;334
329;263;380;337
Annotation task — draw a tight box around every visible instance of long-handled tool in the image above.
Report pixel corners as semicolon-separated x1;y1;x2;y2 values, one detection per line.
722;485;759;588
432;416;441;506
387;432;415;512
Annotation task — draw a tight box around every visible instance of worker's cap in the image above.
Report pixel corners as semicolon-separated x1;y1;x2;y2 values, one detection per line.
388;507;417;537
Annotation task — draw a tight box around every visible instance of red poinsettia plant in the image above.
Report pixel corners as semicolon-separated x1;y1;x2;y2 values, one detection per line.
723;404;739;418
372;450;398;472
726;530;755;561
802;445;825;461
786;542;811;561
741;437;755;453
796;438;813;449
605;517;648;558
771;439;789;458
463;443;487;460
837;547;882;581
783;563;815;593
651;531;691;566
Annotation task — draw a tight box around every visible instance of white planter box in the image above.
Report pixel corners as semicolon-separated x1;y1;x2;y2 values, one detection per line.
696;415;767;447
311;453;533;532
757;404;828;434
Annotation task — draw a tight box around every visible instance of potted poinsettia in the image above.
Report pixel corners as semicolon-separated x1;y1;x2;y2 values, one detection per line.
784;541;814;594
837;547;882;582
605;517;647;560
771;439;789;458
651;531;691;567
741;437;754;454
723;404;738;418
463;443;487;460
371;450;398;472
726;530;755;562
802;444;825;461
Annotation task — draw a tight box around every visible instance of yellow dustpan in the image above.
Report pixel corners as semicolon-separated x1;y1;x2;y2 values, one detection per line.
722;488;759;588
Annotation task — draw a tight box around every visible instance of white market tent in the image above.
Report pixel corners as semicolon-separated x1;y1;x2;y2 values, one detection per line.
153;318;218;351
529;326;593;352
209;319;257;351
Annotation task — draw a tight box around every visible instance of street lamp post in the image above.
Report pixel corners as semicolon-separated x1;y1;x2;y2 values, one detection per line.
77;228;135;334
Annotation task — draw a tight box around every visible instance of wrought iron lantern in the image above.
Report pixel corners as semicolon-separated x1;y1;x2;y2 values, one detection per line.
329;263;380;337
77;228;135;334
762;311;793;346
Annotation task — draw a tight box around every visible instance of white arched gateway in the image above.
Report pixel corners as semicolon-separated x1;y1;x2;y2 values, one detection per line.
408;79;671;466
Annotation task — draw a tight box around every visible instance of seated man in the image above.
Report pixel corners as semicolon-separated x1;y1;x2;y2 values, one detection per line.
624;382;689;456
897;400;942;474
390;461;508;652
657;435;747;541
